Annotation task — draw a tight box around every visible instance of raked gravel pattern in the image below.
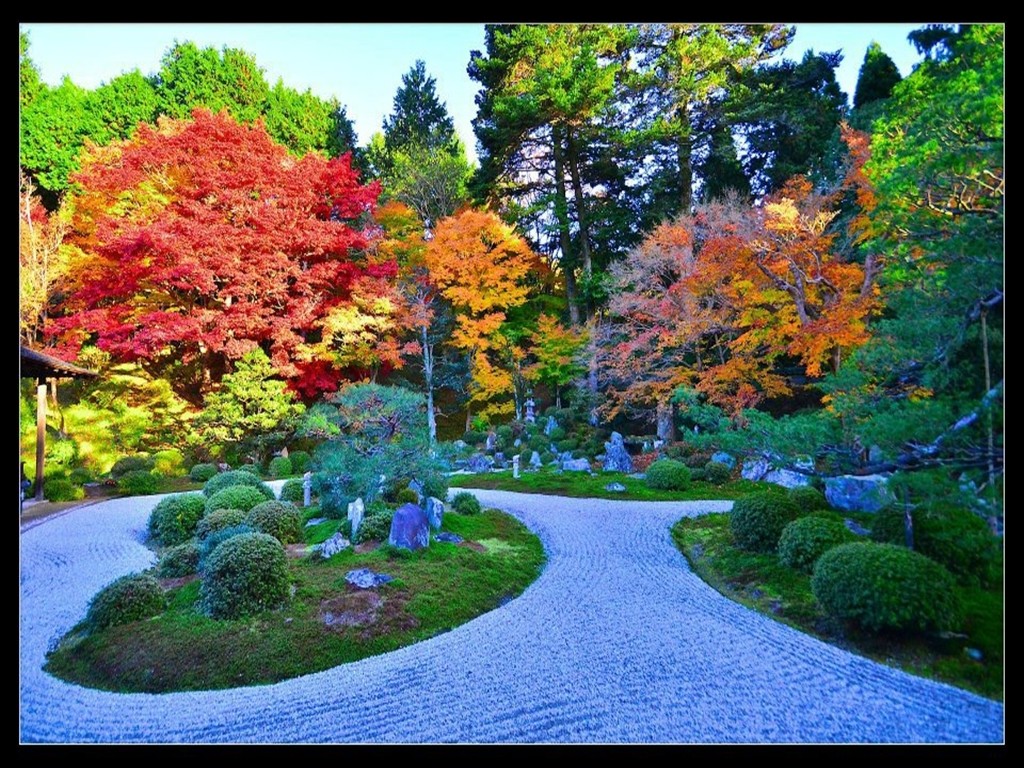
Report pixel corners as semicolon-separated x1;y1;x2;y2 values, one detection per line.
20;487;1004;744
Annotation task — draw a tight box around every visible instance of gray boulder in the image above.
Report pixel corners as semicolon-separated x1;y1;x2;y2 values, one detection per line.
318;532;351;559
762;468;812;489
529;451;543;469
602;431;634;473
452;439;468;451
824;474;895;513
867;445;885;465
513;437;522;448
467;453;492;473
425;496;445;530
485;432;496;451
304;517;328;527
347;498;365;541
741;456;771;481
345;568;394;589
435;532;463;544
562;458;591;472
407;479;424;503
844;519;871;537
711;451;736;469
604;482;627;492
544;416;558;436
388;502;430;550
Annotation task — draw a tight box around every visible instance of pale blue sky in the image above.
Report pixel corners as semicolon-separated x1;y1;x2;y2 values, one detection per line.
21;23;926;165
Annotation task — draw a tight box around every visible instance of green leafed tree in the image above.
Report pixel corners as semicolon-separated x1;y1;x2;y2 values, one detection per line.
85;70;160;146
853;41;903;109
383;59;457;155
19;30;43;110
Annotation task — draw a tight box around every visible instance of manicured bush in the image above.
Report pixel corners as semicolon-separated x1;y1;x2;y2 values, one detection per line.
778;516;857;573
451;492;481;516
789;486;828;514
495;424;514;450
43;478;84;502
645;459;691;491
353;509;395;544
202;470;274;499
730;491;801;553
547;426;566;442
189;463;218;483
288;450;311;474
268;456;293;478
633;452;658;473
421;473;449;503
811;542;962;633
197;524;257;571
196;507;250;541
68;467;95;485
688;467;707;482
200;532;289;619
85;572;166;631
152;449;186;477
148;493;207;546
244;500;303;544
118;470;159;496
682;450;713;470
110;454;155;478
394;488;420;506
703;460;732;485
556;438;579;453
157;541;200;578
462;430;487;446
237;463;263;477
205;485;269;516
280;478;306;504
528;436;551;454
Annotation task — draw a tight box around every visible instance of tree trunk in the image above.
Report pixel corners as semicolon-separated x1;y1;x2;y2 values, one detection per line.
656;398;676;442
676;105;693;214
35;381;46;501
422;327;437;446
980;308;996;506
566;131;593;319
552;127;579;326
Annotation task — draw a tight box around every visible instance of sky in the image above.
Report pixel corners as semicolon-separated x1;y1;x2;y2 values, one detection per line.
21;23;926;165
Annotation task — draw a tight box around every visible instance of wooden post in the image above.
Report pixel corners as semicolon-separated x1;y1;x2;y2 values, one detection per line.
35;379;46;501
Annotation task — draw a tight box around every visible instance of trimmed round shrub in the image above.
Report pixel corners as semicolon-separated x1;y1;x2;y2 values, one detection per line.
730;491;801;553
394;488;420;505
205;485;269;516
280;477;306;504
682;450;713;470
547;426;566;442
197;524;257;571
85;573;166;631
451;491;481;515
789;486;828;514
871;504;1000;587
202;470;274;499
811;542;962;633
148;493;207;546
288;450;311;474
421;473;449;503
189;462;218;483
152;448;186;477
244;500;303;544
68;467;95;485
110;454;155;478
237;463;263;477
268;456;293;478
778;516;857;573
645;459;691;491
703;461;732;485
354;509;395;544
44;478;84;502
118;470;159;496
200;532;289;619
556;438;579;453
196;507;250;540
157;541;200;578
633;452;658;473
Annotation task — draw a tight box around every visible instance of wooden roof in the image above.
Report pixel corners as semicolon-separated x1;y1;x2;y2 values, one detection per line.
20;346;99;380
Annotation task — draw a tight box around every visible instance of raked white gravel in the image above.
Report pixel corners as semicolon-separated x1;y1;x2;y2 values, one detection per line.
19;486;1004;744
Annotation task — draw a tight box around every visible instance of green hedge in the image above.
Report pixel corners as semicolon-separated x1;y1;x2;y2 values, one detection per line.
703;461;732;485
148;493;206;546
777;516;857;573
85;573;166;631
189;463;218;482
202;470;274;499
244;500;303;544
268;456;293;478
110;455;155;478
730;491;801;553
452;492;481;515
205;486;269;516
152;449;186;477
280;477;306;504
157;541;200;578
196;508;250;541
200;532;289;619
117;470;159;496
788;486;828;514
44;478;84;502
645;459;691;491
288;450;311;474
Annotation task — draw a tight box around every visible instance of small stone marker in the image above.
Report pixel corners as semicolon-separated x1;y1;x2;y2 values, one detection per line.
302;471;312;507
525;397;536;424
604;482;626;492
435;532;463;544
425;496;444;530
513;454;520;479
529;451;543;469
544;416;558;436
348;497;365;541
304;517;328;527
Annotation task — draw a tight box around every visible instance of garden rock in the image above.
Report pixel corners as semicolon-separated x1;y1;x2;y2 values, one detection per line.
711;451;736;469
544;416;558;436
741;456;771;481
485;433;496;451
453;439;468;450
467;453;492;473
345;568;394;589
407;479;424;502
304;517;328;527
529;451;543;469
425;497;444;530
513;438;522;448
317;532;351;559
605;482;626;492
602;431;634;473
435;532;463;544
762;468;812;488
868;445;885;465
562;458;591;472
348;498;364;541
388;503;430;551
824;474;895;513
844;519;871;537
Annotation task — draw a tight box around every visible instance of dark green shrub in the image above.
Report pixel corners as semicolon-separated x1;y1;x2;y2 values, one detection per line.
688;467;707;482
778;516;857;573
237;463;263;477
703;461;732;485
157;541;200;578
148;493;207;546
110;455;155;478
556;438;579;453
394;488;420;505
463;430;487;446
200;532;289;619
268;456;293;478
118;470;159;496
420;473;449;503
44;478;84;502
811;542;962;633
205;486;269;516
730;491;801;553
871;504;1000;587
645;459;691;491
202;470;274;499
152;449;186;477
288;450;311;474
68;467;95;485
244;500;303;544
682;450;713;470
280;477;306;504
789;486;828;514
189;463;218;483
196;507;250;540
451;492;481;515
495;424;514;449
353;509;395;544
528;436;550;453
547;426;566;442
85;573;166;631
197;524;257;571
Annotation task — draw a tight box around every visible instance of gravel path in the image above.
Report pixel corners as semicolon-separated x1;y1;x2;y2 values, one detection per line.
19;488;1004;744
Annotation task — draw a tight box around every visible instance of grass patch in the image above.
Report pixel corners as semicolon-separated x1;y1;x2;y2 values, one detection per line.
450;466;760;500
671;514;1003;701
44;508;545;693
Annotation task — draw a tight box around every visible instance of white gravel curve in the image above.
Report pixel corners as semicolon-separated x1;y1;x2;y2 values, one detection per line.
20;487;1004;744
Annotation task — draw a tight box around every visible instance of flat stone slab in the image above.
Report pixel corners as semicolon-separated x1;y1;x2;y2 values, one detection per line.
304;517;328;527
604;482;627;492
434;532;464;544
345;568;395;589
